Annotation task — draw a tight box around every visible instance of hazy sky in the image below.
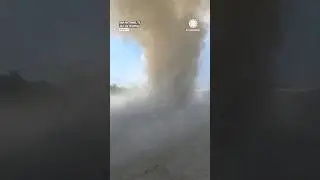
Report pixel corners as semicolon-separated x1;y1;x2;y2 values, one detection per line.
3;1;319;89
0;0;210;88
110;30;210;89
0;0;107;82
274;0;320;88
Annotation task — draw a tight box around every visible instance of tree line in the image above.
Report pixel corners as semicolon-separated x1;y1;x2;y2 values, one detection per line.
110;84;127;94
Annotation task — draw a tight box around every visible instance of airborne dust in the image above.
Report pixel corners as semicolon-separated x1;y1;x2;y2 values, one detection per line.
110;0;210;179
111;0;208;105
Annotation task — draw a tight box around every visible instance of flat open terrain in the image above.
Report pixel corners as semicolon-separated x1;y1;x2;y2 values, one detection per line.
110;93;210;180
0;88;109;180
0;89;210;180
3;87;320;179
220;89;320;179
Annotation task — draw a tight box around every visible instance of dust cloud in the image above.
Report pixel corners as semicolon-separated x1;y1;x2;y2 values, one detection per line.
111;0;208;105
110;0;210;179
110;91;210;180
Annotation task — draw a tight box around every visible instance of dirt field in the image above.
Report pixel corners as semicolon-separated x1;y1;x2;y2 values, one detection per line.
110;94;210;180
0;88;109;180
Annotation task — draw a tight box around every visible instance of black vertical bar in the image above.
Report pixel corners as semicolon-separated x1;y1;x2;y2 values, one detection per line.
0;0;110;179
212;1;281;179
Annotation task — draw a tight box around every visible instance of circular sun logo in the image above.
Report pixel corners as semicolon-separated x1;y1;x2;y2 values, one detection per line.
188;19;198;29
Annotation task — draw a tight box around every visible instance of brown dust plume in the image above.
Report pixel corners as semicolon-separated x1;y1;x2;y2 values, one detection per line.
111;0;207;105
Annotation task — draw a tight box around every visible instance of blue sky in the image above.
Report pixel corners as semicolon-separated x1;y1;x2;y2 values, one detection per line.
110;32;210;89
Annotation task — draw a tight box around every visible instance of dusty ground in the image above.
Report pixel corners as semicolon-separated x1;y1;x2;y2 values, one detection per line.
0;89;210;180
110;93;210;180
0;87;109;180
218;89;320;179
